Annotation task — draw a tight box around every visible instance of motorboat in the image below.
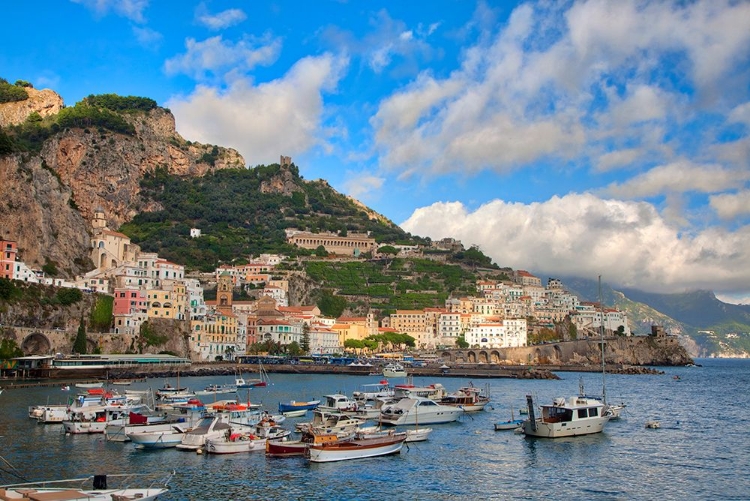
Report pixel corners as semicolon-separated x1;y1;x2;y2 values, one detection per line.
382;363;407;378
439;384;490;412
494;419;524;431
520;394;610;438
306;431;406;462
645;420;661;429
392;382;447;401
205;431;266;454
0;472;173;501
128;426;188;449
352;381;394;404
280;409;308;418
295;410;367;435
106;408;203;442
317;393;358;413
278;399;320;414
176;405;261;450
379;397;464;426
63;403;147;434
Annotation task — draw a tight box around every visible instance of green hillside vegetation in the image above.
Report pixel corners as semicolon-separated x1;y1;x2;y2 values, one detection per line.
0;78;29;103
119;164;423;271
300;258;486;314
1;92;158;153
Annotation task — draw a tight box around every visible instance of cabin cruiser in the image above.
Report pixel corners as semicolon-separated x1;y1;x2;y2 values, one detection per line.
379;397;464;425
520;394;610;438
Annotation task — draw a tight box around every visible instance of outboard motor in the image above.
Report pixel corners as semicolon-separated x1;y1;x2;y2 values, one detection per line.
93;475;107;490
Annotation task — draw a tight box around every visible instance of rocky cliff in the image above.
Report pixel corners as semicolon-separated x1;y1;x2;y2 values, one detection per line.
0;88;245;276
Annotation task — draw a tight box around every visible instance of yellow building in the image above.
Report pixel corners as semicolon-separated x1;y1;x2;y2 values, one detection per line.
286;230;377;256
190;311;238;361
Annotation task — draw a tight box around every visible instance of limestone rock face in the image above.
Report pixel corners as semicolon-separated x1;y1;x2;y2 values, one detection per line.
260;164;303;196
0;100;245;275
0;87;64;127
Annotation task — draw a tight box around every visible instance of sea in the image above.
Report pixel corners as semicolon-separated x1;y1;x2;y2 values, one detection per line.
1;358;748;500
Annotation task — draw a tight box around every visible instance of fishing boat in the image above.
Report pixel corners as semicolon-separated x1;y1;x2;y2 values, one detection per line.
520;394;610;438
266;430;348;457
0;472;173;501
306;431;406;462
494;409;523;431
278;399;320;414
595;275;628;419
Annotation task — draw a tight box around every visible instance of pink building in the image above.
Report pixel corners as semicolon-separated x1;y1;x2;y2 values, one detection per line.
0;240;18;280
113;288;148;315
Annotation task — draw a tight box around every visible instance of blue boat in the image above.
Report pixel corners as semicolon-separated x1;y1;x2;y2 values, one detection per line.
278;399;321;413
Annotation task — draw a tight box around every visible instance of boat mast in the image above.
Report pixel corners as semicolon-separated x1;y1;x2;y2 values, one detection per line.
598;275;607;405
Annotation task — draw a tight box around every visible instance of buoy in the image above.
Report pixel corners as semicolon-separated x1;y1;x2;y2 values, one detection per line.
196;449;203;454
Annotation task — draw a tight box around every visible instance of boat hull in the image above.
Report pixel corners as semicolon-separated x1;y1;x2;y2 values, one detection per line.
206;437;265;454
307;435;405;462
128;430;185;449
521;416;609;438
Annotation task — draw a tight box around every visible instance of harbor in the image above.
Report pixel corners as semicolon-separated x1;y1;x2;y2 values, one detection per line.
1;358;746;499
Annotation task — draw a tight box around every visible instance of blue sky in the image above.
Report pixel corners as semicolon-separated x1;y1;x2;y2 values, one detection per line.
3;0;750;302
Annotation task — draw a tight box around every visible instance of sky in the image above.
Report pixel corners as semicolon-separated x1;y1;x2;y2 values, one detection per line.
2;0;750;303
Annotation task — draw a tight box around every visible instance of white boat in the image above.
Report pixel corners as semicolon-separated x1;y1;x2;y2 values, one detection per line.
75;382;104;389
306;431;406;462
520;394;610;438
392;382;448;400
281;409;308;418
176;404;261;450
63;404;145;434
206;432;266;454
379;397;464;426
194;384;238;396
405;427;432;442
295;410;367;435
352;381;394;404
317;393;359;413
0;472;173;501
645;420;661;429
128;426;187;449
110;380;133;386
382;363;407;378
106;408;203;442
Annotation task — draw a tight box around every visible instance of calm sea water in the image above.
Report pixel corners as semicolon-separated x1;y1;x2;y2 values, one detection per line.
1;358;748;500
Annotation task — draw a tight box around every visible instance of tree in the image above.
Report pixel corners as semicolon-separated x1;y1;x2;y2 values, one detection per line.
455;336;469;349
301;324;311;354
314;245;328;257
287;341;302;356
73;318;87;354
317;289;347;318
0;339;23;359
344;339;365;354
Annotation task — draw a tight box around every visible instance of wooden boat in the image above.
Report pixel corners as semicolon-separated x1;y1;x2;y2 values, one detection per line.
306;431;406;462
278;399;320;414
266;430;347;457
0;472;173;500
440;384;490;412
520;394;609;438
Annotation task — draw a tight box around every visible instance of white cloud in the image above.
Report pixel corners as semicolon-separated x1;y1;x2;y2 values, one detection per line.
728;102;750;127
164;35;281;80
71;0;149;23
710;191;750;220
342;172;385;201
167;53;348;166
370;0;750;183
401;194;750;294
603;161;750;199
195;4;247;30
133;26;162;47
